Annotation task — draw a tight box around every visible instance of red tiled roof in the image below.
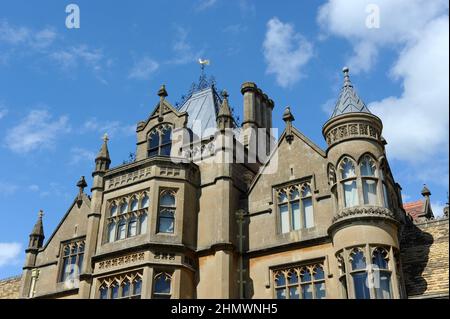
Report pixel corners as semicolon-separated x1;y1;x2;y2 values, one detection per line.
403;200;424;221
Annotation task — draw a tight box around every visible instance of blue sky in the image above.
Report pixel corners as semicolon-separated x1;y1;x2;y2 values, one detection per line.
0;0;448;278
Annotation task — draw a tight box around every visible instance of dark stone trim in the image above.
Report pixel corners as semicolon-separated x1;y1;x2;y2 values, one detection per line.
87;212;102;218
246;236;331;258
196;242;236;257
33;288;79;299
249;208;272;217
92;243;196;262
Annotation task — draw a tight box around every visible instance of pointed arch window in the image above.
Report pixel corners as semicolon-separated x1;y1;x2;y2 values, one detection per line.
59;240;85;283
360;156;378;205
372;248;392;299
148;125;172;158
106;192;150;244
152;272;172;299
273;263;326;299
158;191;176;233
340;158;359;208
98;272;143;299
277;183;315;234
349;248;370;299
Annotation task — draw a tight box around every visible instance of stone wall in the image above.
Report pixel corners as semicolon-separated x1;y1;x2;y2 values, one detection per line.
0;276;21;299
400;217;449;299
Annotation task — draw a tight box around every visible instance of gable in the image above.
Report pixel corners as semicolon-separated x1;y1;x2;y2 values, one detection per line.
35;194;90;266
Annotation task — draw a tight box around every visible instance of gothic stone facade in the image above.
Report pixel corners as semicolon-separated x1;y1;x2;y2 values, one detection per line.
16;69;449;299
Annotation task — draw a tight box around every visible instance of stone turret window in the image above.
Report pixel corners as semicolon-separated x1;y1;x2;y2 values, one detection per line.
152;272;172;299
372;248;391;299
148;124;172;158
98;271;143;299
340;157;359;207
106;192;149;243
338;246;396;299
58;239;85;283
273;263;326;299
158;191;176;234
360;155;378;205
277;183;315;234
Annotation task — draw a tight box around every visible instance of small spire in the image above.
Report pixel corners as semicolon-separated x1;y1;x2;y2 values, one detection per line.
33;212;44;235
96;133;110;160
421;184;431;197
283;106;295;143
76;176;87;198
217;89;233;130
218;90;232;117
342;66;353;87
158;84;168;99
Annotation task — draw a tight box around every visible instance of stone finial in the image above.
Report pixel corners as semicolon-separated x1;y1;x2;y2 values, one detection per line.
421;184;431;197
217;89;233;130
29;210;45;249
342;66;353;88
283;106;295;143
158;84;168;98
76;176;87;205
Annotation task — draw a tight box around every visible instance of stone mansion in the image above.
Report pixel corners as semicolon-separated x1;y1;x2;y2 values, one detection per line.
15;68;448;299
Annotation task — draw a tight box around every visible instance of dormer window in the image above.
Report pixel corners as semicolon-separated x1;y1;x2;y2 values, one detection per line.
148;125;172;158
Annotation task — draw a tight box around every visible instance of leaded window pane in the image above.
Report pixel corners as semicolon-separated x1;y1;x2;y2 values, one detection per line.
289;287;300;299
301;284;313;299
122;281;130;297
99;287;108;299
314;282;326;299
344;180;358;207
373;249;388;269
130;198;139;211
279;204;289;234
276;288;286;299
139;213;148;234
363;179;377;205
361;157;376;176
351;251;366;270
141;195;149;208
341;158;356;179
128;217;137;237
111;285;119;299
375;272;391;299
302;197;314;228
108;222;115;243
352;273;370;299
117;220;126;240
161;193;175;207
133;279;142;296
291;201;301;230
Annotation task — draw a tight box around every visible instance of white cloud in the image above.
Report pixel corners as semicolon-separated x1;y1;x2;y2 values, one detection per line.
0;20;56;49
82;118;135;138
0;242;21;267
69;147;96;165
50;45;104;70
168;27;203;65
0;182;18;197
28;184;40;192
0;107;8;119
432;201;447;218
317;0;448;73
128;57;159;80
263;17;313;88
4;109;71;153
195;0;218;11
317;0;449;175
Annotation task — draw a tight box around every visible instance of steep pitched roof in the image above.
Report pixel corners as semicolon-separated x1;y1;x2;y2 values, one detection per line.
330;67;372;118
178;86;222;139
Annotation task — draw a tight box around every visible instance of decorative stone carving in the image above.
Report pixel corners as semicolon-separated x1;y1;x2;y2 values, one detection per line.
107;168;152;190
154;252;176;260
98;252;145;270
325;122;380;145
332;206;396;224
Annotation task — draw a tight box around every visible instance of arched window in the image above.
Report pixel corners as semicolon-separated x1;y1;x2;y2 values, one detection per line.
148;125;172;158
152;272;172;299
360;156;378;205
110;203;117;217
340;157;358;208
158;192;176;233
117;218;126;240
139;194;149;235
278;183;314;234
349;249;370;299
128;216;137;237
372;248;391;299
273;263;326;299
107;221;116;243
119;201;128;215
130;197;139;212
97;272;143;299
59;240;85;283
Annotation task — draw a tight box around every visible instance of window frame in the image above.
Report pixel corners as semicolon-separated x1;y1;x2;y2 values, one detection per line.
152;272;173;299
97;271;143;299
272;261;327;300
58;238;85;283
157;190;177;234
276;182;315;234
147;124;173;158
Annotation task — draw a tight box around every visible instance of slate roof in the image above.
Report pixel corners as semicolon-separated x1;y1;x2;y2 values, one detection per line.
178;86;222;139
330;67;372;118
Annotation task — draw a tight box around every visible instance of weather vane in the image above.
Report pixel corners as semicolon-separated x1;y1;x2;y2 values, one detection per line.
198;58;210;74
